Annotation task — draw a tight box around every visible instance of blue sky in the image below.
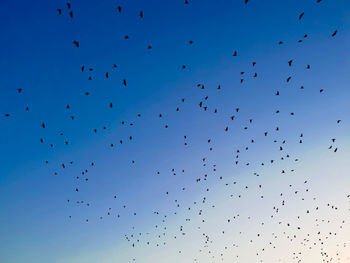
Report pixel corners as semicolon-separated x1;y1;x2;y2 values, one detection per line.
1;0;350;262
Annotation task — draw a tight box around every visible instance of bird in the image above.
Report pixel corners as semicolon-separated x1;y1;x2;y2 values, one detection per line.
299;12;305;20
73;40;79;47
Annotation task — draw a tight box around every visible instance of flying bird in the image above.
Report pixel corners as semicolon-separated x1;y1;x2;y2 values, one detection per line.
299;12;304;20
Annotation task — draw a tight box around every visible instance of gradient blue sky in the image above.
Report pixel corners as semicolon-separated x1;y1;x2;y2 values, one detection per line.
1;0;350;262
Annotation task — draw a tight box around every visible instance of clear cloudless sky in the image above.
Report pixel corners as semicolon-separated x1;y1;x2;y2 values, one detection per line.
0;0;350;262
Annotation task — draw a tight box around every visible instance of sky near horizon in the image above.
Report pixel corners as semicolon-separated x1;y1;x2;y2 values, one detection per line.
0;0;350;262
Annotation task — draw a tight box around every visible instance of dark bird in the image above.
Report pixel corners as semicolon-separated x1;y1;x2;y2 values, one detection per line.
299;12;304;20
139;11;143;18
73;40;79;47
57;9;62;15
332;30;338;37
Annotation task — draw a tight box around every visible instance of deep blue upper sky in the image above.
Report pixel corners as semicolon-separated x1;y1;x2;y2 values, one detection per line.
0;0;350;262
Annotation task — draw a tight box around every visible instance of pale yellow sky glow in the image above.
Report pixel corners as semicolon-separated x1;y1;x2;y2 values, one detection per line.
57;140;350;263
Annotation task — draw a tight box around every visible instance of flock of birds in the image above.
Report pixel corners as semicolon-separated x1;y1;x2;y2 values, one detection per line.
3;0;348;263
